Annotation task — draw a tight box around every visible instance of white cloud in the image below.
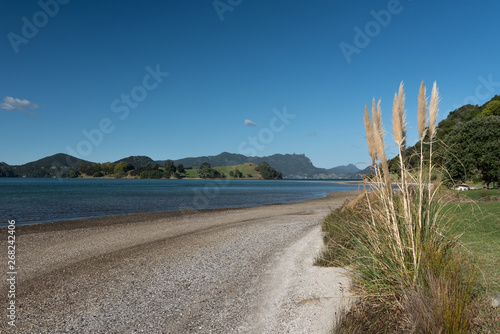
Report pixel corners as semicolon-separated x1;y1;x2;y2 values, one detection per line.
0;96;39;112
307;131;318;136
244;119;258;127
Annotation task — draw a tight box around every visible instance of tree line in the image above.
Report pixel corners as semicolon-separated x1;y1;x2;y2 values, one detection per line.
385;95;500;188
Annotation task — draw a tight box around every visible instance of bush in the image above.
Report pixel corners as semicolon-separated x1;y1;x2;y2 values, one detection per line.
140;170;163;179
255;162;283;179
67;170;80;178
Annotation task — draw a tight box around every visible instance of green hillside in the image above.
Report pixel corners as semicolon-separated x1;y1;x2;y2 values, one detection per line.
3;153;94;178
114;155;156;168
185;162;282;180
213;163;262;179
387;94;500;188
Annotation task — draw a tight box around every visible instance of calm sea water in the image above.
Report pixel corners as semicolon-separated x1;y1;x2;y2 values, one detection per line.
0;178;363;227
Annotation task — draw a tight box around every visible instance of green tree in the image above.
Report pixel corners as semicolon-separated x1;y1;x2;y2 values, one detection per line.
101;162;116;175
480;100;500;117
140;170;163;179
176;164;185;175
164;160;176;177
114;162;134;175
233;169;243;178
67;170;80;178
255;162;283;179
196;162;221;179
196;162;210;178
443;116;500;188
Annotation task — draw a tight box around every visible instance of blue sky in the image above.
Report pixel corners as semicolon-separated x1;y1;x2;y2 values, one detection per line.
1;0;499;168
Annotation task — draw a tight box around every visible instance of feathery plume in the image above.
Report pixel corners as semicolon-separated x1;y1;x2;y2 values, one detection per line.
373;99;391;191
392;92;402;145
417;80;427;141
392;82;407;148
373;98;382;136
428;81;439;141
397;82;407;151
364;104;377;165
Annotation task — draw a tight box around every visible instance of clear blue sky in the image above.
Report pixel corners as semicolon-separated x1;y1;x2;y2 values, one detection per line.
2;0;499;168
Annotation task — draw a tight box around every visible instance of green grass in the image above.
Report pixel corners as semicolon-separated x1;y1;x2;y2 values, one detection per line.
440;195;500;333
318;192;496;333
455;189;500;201
445;201;500;294
213;163;261;179
184;169;198;178
181;163;263;179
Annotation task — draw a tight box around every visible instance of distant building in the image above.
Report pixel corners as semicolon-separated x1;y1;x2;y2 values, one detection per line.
452;184;470;191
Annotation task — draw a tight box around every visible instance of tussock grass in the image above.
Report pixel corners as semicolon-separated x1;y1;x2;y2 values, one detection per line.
318;82;479;333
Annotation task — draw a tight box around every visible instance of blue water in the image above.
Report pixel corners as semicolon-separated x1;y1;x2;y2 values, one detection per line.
0;178;363;226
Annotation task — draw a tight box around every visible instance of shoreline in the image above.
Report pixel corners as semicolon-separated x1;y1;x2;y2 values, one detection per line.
1;190;361;332
5;189;361;231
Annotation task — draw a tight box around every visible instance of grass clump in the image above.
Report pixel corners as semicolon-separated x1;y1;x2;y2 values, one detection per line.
446;200;500;333
319;82;479;333
461;189;499;202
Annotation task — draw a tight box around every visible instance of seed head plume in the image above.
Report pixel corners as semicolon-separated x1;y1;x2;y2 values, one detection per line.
392;93;401;144
417;80;427;141
397;82;407;151
364;104;377;165
392;82;406;149
428;81;439;141
372;99;391;192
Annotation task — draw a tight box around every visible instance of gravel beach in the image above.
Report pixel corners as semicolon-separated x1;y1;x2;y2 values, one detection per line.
1;191;360;333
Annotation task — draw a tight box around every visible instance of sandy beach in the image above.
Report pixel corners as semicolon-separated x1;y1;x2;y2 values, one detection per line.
1;190;360;333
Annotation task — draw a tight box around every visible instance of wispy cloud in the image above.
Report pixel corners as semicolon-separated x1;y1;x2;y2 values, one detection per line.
244;119;258;127
0;96;39;115
307;131;318;137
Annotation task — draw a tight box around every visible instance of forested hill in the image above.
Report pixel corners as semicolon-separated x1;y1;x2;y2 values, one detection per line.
0;152;362;179
0;153;94;178
164;152;361;179
387;94;500;185
114;156;156;169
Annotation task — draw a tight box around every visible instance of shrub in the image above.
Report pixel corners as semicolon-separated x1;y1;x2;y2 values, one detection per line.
67;170;80;178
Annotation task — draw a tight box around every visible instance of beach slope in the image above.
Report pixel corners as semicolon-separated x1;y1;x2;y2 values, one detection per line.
0;191;360;333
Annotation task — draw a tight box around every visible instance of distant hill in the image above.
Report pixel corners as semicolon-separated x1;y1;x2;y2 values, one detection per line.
1;152;362;179
114;156;156;168
161;152;248;169
0;162;15;177
22;153;93;169
1;153;94;178
327;164;363;175
159;152;362;179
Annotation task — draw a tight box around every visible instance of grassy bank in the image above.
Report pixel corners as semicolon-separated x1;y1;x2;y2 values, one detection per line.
449;190;500;296
182;163;263;179
447;190;500;333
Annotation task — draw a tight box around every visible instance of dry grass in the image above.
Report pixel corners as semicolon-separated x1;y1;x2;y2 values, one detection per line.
319;82;479;333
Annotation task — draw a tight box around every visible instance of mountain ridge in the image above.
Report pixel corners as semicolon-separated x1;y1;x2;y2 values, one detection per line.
1;152;362;179
157;152;361;179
